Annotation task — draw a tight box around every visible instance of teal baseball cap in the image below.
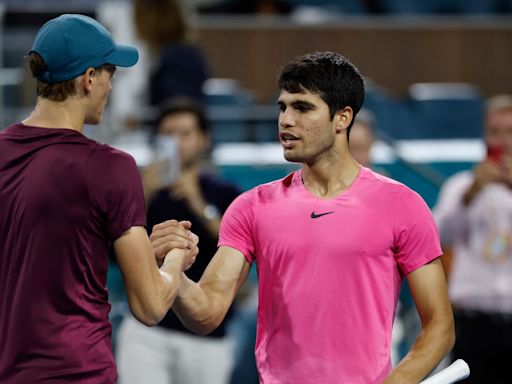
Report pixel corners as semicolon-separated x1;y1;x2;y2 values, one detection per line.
30;14;139;83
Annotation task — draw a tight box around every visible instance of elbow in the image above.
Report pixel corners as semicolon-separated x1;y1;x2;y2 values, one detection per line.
201;312;225;335
179;313;224;336
128;298;172;327
131;307;164;327
187;326;213;336
136;316;160;327
190;319;222;336
134;311;164;327
125;278;181;326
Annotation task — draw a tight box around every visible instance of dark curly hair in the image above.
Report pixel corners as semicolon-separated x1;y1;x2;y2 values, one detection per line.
277;51;365;138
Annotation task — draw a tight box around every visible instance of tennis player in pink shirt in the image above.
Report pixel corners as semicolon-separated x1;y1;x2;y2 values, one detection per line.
153;51;455;383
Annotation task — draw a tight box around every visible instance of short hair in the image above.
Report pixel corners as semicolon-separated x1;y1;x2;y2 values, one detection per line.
156;97;209;135
28;52;116;102
277;51;365;136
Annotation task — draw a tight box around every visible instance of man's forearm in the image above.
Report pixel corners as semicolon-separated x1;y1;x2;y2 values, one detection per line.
384;317;455;383
155;250;187;317
172;274;228;336
127;249;185;326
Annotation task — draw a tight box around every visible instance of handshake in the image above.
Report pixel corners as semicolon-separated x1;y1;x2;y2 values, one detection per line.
150;219;199;271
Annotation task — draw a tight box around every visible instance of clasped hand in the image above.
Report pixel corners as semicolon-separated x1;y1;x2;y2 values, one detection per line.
150;219;199;271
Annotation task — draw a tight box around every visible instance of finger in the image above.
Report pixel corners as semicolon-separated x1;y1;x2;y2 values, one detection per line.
152;241;190;262
188;232;199;247
178;220;192;229
183;250;198;271
183;259;196;272
189;232;199;242
150;230;190;245
150;223;190;241
152;219;179;232
152;235;190;248
154;243;187;261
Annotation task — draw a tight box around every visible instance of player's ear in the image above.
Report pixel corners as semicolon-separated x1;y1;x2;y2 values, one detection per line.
335;106;353;133
82;67;96;93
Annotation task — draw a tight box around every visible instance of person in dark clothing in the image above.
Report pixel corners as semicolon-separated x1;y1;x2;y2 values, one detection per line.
0;15;198;384
134;0;210;106
116;98;240;384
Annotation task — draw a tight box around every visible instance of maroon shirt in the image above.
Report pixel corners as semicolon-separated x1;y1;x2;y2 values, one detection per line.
0;123;146;383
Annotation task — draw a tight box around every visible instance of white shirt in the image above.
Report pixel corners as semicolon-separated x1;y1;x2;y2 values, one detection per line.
434;170;512;313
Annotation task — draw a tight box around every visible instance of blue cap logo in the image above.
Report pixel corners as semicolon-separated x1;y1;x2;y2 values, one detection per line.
30;14;139;83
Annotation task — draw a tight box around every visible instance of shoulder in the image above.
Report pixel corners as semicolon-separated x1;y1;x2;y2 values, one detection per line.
228;171;297;209
251;171;298;200
88;143;138;168
0;123;20;137
359;166;408;195
85;144;141;188
359;167;431;213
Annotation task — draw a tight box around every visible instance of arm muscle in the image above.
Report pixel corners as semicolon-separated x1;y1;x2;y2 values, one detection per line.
172;245;251;335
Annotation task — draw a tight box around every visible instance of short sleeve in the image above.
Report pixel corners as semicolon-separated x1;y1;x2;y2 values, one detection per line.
218;190;256;264
394;186;442;275
86;145;146;241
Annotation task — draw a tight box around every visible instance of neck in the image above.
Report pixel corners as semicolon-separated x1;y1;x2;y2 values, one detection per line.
301;142;361;199
22;97;86;132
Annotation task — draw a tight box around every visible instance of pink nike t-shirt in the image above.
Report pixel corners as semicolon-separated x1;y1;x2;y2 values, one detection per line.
219;167;441;384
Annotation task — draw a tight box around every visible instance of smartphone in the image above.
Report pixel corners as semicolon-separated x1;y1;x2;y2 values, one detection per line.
154;135;180;185
487;144;505;164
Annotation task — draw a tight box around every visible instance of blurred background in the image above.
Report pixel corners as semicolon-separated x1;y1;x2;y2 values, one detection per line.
1;0;511;382
1;0;511;202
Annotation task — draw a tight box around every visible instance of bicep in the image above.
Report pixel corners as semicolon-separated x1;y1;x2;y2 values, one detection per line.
406;258;452;324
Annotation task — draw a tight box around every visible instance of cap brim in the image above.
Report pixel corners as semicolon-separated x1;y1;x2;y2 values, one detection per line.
105;44;139;68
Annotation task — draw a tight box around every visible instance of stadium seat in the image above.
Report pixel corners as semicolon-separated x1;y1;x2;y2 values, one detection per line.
405;82;484;139
203;78;255;143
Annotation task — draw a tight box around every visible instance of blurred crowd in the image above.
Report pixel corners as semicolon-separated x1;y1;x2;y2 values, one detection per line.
0;1;511;383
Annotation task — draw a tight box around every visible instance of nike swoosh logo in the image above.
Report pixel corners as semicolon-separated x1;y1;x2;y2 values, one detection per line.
310;211;335;219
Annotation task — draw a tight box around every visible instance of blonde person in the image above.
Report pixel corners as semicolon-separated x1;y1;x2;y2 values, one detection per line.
0;15;197;383
434;94;512;384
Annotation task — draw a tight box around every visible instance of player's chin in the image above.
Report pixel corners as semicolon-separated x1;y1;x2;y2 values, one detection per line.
283;150;304;163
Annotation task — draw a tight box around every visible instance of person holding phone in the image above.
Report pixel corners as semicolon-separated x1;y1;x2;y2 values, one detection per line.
434;94;512;384
117;98;241;384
